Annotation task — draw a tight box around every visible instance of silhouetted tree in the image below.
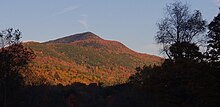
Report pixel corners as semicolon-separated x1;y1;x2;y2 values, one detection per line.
128;3;220;106
207;13;220;69
156;1;206;60
0;28;35;107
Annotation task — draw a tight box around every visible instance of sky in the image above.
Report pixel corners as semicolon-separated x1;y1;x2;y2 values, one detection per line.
0;0;219;56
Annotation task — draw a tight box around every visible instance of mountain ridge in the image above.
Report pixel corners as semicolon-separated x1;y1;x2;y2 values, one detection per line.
44;32;159;57
45;32;103;44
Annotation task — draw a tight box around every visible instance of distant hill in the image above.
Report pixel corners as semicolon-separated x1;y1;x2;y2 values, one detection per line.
24;32;163;86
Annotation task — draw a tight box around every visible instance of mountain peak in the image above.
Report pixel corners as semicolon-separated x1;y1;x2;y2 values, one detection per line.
82;31;95;35
45;32;102;44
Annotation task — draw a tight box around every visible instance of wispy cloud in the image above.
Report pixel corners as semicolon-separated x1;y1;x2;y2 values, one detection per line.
79;19;89;30
56;6;79;15
78;14;89;30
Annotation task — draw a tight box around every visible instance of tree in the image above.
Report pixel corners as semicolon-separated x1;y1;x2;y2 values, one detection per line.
0;28;21;48
156;1;206;60
207;13;220;69
0;28;35;107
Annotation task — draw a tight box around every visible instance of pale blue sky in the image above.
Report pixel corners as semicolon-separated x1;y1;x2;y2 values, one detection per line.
0;0;219;56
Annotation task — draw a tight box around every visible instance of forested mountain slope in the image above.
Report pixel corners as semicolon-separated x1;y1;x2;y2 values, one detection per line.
24;32;162;86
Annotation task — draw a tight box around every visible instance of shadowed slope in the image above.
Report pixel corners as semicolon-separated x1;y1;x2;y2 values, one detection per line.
45;32;103;44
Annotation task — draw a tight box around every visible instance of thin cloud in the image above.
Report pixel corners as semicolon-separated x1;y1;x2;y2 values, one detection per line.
56;6;79;15
79;19;89;30
78;14;89;30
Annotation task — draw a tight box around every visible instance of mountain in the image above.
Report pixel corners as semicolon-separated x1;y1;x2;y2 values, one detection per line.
24;32;163;86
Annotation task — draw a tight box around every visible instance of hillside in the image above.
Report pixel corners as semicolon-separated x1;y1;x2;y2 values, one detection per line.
24;32;162;86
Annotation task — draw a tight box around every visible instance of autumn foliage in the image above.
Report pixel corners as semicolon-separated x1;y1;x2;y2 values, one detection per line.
23;32;162;86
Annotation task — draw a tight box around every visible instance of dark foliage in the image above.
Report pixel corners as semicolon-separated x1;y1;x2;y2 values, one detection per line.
0;82;160;107
207;13;220;69
0;28;35;107
0;46;35;107
129;60;220;107
169;42;202;62
0;44;35;86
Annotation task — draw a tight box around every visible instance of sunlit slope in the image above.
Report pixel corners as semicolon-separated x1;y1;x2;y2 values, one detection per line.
24;32;162;86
